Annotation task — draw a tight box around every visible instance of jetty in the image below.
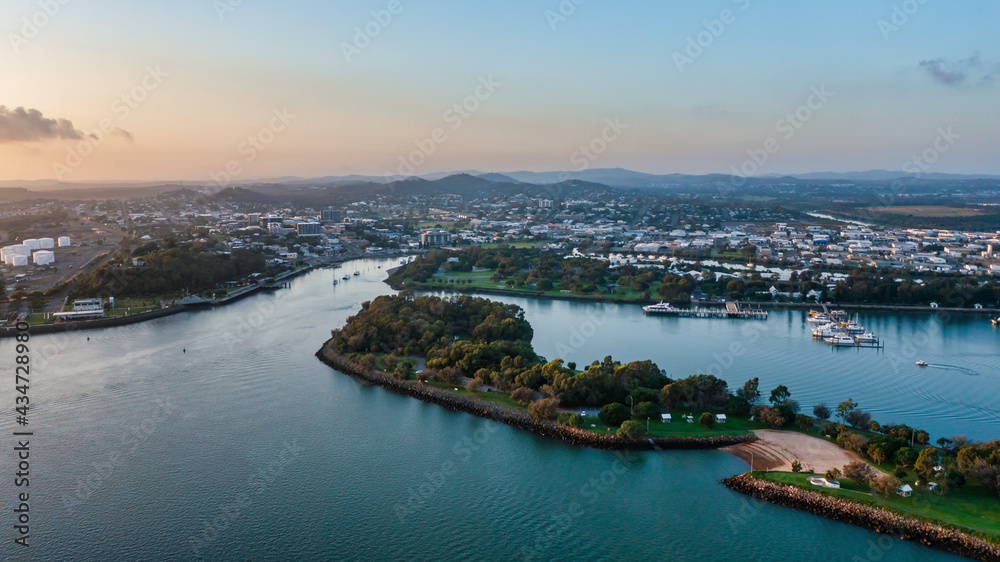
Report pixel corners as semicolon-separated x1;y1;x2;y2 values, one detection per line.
642;300;768;320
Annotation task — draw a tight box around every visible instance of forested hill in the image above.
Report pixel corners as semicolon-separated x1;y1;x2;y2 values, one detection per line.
329;293;671;407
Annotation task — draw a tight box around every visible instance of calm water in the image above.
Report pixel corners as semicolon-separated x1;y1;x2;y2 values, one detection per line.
0;258;976;561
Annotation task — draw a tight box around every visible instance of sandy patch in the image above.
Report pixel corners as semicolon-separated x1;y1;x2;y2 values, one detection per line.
724;430;868;474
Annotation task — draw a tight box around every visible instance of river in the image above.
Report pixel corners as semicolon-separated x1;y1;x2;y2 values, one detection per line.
0;257;977;561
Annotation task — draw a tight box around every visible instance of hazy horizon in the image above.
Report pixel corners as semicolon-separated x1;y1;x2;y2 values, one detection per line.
3;0;999;182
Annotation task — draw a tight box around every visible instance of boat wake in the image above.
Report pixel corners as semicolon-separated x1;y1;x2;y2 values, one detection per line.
924;364;980;376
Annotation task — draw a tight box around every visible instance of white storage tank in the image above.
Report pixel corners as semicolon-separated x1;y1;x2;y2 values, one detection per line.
58;236;72;247
22;239;41;250
11;244;31;256
0;246;17;261
11;254;29;267
39;237;55;249
33;250;55;266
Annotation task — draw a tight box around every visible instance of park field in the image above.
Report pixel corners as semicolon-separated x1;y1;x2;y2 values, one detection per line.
861;206;985;217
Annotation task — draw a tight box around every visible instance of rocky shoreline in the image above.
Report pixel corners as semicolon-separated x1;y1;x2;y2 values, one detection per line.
721;473;1000;561
315;341;755;451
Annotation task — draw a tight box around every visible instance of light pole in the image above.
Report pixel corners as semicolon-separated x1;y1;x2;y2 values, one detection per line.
628;396;634;415
749;451;754;473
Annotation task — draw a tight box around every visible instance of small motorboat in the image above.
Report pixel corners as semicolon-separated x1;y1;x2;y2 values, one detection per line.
916;360;928;367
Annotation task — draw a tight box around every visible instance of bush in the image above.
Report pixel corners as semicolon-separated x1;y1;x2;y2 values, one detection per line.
795;414;812;431
893;468;908;479
791;460;802;473
893;447;918;468
699;412;714;428
557;412;582;428
824;468;841;482
616;420;647;440
599;403;631;426
529;397;559;420
510;386;536;406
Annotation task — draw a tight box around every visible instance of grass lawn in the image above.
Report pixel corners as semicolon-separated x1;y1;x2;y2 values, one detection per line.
757;471;1000;542
578;412;763;437
416;268;664;303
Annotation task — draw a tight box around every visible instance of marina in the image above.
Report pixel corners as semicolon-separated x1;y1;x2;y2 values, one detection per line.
642;300;769;320
808;308;884;348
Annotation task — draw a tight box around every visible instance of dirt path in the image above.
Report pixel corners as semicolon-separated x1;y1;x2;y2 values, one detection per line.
724;429;868;473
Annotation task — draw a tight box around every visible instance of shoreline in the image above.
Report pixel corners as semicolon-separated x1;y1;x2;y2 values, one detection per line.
722;473;1000;561
315;342;754;451
393;281;1000;315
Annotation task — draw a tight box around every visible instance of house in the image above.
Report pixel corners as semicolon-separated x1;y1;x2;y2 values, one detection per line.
898;484;913;497
715;414;727;424
661;413;672;423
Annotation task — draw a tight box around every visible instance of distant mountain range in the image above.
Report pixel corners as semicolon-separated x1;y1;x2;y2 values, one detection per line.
2;167;998;195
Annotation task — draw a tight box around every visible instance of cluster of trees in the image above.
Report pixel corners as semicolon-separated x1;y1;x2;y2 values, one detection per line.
832;269;1000;308
71;245;266;298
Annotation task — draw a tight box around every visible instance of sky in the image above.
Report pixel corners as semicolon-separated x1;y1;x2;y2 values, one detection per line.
1;0;998;183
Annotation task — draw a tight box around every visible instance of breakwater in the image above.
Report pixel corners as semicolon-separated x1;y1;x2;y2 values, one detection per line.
316;341;754;451
721;473;1000;562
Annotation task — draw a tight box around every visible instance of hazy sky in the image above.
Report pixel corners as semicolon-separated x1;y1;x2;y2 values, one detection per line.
1;0;998;182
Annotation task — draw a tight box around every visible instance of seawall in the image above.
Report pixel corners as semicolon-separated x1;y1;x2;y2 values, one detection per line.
721;473;1000;561
315;341;755;451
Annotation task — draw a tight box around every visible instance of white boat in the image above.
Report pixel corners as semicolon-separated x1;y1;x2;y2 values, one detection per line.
854;332;877;343
843;322;865;334
827;334;857;347
813;323;845;338
342;275;350;280
807;313;831;324
353;271;360;276
916;360;927;367
642;302;678;313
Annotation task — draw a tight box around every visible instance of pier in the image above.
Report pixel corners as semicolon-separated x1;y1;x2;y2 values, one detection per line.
643;301;768;320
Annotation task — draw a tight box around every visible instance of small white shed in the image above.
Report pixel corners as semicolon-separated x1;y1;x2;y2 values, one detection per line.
715;414;727;423
898;484;913;497
661;413;672;423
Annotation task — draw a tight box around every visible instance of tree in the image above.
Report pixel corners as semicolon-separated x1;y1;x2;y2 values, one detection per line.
843;461;877;486
784;399;800;414
633;401;660;420
726;395;751;416
738;377;760;404
598;403;631;426
893;448;919;468
756;406;786;428
791;460;802;473
965;459;1000;495
813;403;831;420
795;414;812;432
699;412;715;428
465;377;483;395
557;412;582;427
914;448;940;482
844;409;872;429
769;385;790;405
617;420;647;440
866;442;892;464
872;475;903;497
869;420;882;433
529;398;559;420
510;387;535;406
837;432;866;454
836;398;858;421
821;422;839;437
383;354;398;371
357;354;377;371
824;468;841;482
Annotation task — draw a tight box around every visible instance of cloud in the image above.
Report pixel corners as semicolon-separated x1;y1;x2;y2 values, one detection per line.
0;106;87;143
918;53;1000;87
